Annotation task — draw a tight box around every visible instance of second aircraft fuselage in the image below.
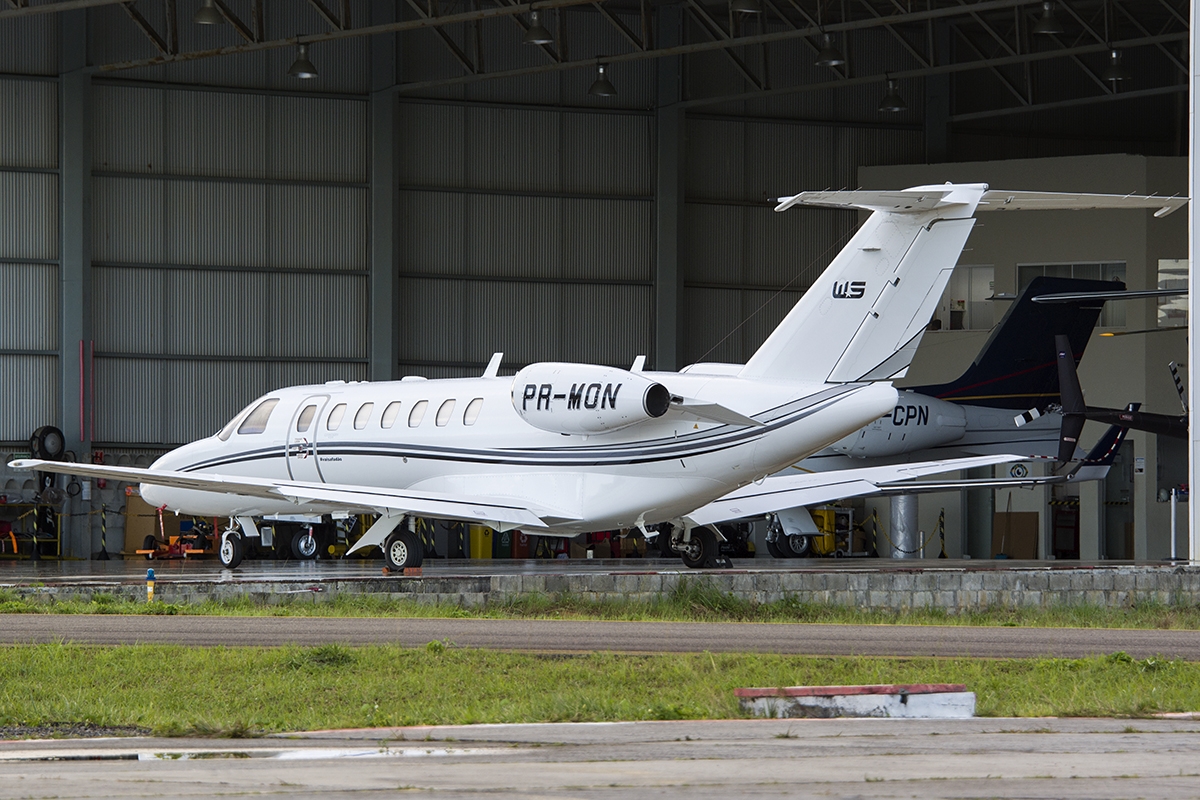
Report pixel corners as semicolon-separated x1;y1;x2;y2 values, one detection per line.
143;371;898;532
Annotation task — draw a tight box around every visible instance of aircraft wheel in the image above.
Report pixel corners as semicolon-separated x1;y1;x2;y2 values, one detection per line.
657;529;676;557
384;531;423;570
679;527;717;569
218;534;244;569
291;528;318;560
766;536;789;559
142;535;157;560
786;534;812;557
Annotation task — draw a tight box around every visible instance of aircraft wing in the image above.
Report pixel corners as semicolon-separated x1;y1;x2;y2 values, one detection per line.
685;454;1020;526
6;459;555;530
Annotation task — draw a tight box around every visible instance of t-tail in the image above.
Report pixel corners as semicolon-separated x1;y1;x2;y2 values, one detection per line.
740;187;1184;386
909;276;1116;411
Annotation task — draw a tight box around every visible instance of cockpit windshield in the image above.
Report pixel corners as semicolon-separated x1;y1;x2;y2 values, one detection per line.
238;398;281;435
217;397;280;440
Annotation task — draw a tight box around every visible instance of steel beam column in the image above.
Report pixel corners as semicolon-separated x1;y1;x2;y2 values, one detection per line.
370;9;398;382
654;1;682;371
1188;0;1198;562
59;10;91;559
924;20;951;162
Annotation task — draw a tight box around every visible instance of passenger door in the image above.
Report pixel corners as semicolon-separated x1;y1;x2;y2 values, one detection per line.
286;395;329;482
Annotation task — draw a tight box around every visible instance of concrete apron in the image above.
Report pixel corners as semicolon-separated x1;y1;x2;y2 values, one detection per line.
3;563;1199;612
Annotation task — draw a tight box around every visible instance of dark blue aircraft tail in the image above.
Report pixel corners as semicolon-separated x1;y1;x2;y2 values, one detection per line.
906;276;1121;410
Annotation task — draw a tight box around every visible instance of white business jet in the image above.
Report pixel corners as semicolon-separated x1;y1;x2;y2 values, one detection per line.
10;184;1183;569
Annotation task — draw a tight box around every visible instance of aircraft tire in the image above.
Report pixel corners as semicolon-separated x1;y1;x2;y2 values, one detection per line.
384;531;423;570
291;529;318;560
657;530;676;557
142;535;156;560
679;527;716;569
766;536;788;559
786;534;812;557
218;533;244;569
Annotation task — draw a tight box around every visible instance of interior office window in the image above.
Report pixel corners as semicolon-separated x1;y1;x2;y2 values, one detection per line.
933;265;994;330
1017;262;1126;327
1158;259;1187;328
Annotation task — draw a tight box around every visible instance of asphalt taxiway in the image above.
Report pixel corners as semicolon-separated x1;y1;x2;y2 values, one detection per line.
3;614;1200;659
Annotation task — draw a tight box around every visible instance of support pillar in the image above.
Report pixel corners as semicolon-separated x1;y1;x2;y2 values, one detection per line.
889;494;920;559
1079;479;1102;561
1189;0;1199;562
370;13;398;382
59;11;91;560
924;21;951;163
654;2;683;371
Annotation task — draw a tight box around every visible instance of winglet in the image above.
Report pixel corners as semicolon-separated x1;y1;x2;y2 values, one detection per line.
631;355;646;372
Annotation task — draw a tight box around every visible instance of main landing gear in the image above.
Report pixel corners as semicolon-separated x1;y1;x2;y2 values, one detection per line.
664;525;733;569
383;529;423;570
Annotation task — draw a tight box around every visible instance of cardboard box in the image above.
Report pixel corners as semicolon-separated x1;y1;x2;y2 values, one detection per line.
991;512;1038;559
569;539;587;558
124;492;181;554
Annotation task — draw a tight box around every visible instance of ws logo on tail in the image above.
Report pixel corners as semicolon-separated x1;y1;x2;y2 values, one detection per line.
833;280;866;299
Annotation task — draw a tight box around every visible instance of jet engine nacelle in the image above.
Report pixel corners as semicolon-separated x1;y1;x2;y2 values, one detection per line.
511;363;671;434
829;391;967;457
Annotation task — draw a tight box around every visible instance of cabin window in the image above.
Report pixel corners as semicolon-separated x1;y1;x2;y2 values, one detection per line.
436;399;456;427
354;402;374;430
296;405;317;432
381;401;401;429
237;398;280;435
408;400;428;427
326;403;347;431
463;397;483;426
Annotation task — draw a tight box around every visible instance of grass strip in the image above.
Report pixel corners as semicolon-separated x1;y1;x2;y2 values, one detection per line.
0;644;1197;736
2;580;1200;630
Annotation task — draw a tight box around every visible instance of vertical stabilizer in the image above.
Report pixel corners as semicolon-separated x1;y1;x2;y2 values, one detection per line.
740;184;988;384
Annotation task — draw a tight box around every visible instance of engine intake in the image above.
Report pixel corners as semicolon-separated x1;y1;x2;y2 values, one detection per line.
512;363;671;435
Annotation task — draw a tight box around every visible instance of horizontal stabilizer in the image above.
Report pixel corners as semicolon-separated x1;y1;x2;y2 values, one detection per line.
977;190;1186;217
6;459;555;530
686;454;1019;526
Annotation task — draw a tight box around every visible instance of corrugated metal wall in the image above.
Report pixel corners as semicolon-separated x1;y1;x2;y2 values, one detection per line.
396;98;655;374
90;83;370;444
0;76;59;440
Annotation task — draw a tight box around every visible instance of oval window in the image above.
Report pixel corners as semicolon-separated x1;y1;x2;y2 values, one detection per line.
436;399;456;427
354;402;374;430
296;405;317;432
408;400;428;428
327;403;347;431
381;401;401;429
463;397;483;426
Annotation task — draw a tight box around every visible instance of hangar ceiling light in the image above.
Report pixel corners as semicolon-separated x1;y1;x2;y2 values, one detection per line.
1101;48;1131;82
729;0;762;14
192;0;223;25
288;43;318;79
814;33;845;67
1032;1;1064;35
588;62;617;96
523;10;554;45
877;78;906;112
